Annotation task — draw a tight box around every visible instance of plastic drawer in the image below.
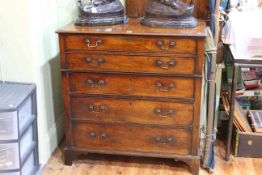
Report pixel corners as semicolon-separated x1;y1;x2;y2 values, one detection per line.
0;83;38;175
22;151;37;175
0;112;18;140
0;124;35;171
0;143;19;170
0;97;35;141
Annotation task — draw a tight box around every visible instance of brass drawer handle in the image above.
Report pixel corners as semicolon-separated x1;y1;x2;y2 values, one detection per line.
86;79;105;87
84;39;103;48
85;57;105;66
156;60;176;69
169;41;176;47
155;82;175;92
155;136;174;144
87;104;107;113
155;108;176;117
88;132;107;139
89;132;96;138
97;58;105;64
156;40;176;50
100;133;107;139
156;40;164;47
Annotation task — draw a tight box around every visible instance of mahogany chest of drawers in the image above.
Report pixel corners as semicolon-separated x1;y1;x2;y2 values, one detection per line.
57;19;206;175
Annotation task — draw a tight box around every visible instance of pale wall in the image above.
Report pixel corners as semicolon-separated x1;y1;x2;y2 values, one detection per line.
0;0;125;164
0;0;77;164
26;0;78;164
0;1;34;82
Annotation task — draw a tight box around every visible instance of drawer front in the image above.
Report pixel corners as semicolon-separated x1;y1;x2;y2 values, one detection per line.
71;97;193;126
72;122;192;155
69;73;194;99
0;112;18;140
0;97;35;141
0;127;35;171
65;53;195;75
64;35;196;54
0;143;19;170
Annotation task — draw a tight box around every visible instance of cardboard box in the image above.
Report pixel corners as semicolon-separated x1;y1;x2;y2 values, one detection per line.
233;128;262;158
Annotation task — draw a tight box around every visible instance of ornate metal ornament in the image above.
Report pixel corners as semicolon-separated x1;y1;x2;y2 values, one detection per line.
141;0;197;28
75;0;128;26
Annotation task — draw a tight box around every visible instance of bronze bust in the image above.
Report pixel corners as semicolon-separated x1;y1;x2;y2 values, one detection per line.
141;0;197;28
75;0;128;26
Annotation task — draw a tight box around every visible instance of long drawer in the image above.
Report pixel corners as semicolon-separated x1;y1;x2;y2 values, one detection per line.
64;53;195;75
72;121;192;155
64;35;196;54
71;97;193;126
0;125;35;171
69;73;194;99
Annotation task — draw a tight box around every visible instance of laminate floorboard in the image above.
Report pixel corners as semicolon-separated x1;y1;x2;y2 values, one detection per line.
41;140;262;175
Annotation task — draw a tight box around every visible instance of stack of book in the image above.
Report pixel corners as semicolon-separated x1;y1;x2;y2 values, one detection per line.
249;110;262;133
241;70;261;89
222;67;262;133
222;94;262;133
222;94;252;132
236;68;262;96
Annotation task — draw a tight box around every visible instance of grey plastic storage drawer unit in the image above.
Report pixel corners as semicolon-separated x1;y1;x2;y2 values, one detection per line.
0;82;39;175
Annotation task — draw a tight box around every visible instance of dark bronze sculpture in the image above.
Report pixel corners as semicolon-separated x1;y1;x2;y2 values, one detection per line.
75;0;128;26
141;0;197;28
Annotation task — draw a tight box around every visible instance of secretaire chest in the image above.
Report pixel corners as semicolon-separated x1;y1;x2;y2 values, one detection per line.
57;19;206;175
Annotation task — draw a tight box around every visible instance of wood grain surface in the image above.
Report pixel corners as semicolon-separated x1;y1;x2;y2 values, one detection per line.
71;96;194;126
64;53;195;75
64;35;196;54
72;121;191;155
69;73;195;99
57;19;206;37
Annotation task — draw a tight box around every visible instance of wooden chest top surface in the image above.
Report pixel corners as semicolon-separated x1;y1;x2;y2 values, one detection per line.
57;19;206;37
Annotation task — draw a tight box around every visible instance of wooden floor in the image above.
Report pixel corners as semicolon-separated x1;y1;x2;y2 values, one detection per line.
41;141;262;175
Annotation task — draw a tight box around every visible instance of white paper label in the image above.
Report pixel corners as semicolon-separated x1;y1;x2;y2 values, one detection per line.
91;7;98;13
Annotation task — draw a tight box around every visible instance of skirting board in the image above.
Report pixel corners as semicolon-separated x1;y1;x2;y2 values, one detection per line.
38;113;64;164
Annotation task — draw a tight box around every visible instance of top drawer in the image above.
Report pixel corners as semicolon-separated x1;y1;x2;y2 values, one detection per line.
0;97;34;141
64;35;196;54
